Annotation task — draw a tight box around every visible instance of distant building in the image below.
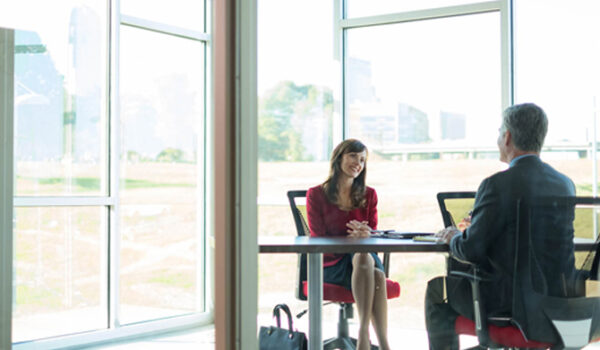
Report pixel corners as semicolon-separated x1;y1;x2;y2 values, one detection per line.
14;6;102;162
294;86;332;161
14;30;63;161
440;111;466;140
353;102;430;145
358;114;396;145
397;103;429;143
347;57;377;103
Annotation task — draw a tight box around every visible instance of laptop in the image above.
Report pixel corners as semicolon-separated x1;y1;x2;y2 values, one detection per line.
436;191;476;228
369;192;477;242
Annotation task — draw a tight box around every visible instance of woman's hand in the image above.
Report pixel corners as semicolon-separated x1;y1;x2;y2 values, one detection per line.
434;226;461;244
346;220;371;238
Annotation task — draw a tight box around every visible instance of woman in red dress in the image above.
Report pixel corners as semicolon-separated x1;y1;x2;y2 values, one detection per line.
306;139;390;350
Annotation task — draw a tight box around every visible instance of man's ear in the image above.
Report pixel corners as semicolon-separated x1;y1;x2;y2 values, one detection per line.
504;130;512;146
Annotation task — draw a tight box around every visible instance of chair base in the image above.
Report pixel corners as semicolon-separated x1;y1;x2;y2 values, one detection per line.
324;303;379;350
323;336;379;350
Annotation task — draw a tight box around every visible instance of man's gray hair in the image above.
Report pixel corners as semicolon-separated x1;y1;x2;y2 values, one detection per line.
502;103;548;153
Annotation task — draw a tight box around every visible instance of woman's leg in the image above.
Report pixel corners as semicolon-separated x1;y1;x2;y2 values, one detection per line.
371;268;390;350
352;253;375;350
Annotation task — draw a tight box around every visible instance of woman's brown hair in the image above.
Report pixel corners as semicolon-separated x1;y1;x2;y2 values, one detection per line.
322;139;368;209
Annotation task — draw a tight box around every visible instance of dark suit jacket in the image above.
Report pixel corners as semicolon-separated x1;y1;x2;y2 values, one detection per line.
449;155;576;317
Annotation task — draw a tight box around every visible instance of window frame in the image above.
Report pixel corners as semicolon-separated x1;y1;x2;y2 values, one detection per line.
337;0;513;139
1;26;15;350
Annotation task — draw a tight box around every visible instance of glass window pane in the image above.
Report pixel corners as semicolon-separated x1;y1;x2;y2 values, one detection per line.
119;25;205;325
514;0;600;194
257;0;337;329
346;0;481;18
120;0;204;32
13;207;106;342
347;12;501;330
8;2;107;196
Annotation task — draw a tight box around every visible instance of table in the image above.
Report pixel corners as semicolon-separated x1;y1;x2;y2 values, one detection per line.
258;236;447;350
258;235;598;350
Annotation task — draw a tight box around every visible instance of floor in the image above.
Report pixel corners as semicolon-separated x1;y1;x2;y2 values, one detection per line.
88;325;600;350
87;321;446;349
89;322;600;350
86;325;215;350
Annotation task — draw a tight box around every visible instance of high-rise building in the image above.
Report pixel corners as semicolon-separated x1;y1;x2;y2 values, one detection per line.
397;103;429;143
440;111;466;140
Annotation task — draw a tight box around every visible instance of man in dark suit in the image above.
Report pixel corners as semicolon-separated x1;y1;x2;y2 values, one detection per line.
425;103;576;350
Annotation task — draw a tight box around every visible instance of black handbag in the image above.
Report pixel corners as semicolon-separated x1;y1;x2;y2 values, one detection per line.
258;303;307;350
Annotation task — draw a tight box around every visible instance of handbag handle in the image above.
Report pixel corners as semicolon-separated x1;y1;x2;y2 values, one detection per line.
272;303;294;332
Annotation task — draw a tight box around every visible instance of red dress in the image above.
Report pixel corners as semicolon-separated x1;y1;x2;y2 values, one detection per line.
306;185;378;267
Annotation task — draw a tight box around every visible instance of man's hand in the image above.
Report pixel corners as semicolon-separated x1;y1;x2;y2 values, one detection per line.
346;220;371;238
435;226;461;244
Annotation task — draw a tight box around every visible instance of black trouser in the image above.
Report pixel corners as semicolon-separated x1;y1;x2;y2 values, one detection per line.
424;276;474;350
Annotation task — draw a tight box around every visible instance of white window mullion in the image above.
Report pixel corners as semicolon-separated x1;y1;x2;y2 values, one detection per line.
500;0;514;108
337;0;346;142
110;0;121;329
340;0;502;29
120;15;210;42
203;0;213;317
0;26;15;350
13;313;211;350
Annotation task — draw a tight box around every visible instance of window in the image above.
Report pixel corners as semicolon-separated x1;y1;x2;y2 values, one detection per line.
345;5;502;331
120;0;205;32
257;0;506;340
513;0;600;196
13;207;106;341
346;11;501;232
257;0;338;328
4;0;210;347
118;24;206;325
256;0;600;342
11;0;108;343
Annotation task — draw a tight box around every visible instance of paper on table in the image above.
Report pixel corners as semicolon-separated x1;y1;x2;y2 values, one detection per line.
371;231;435;239
412;235;441;243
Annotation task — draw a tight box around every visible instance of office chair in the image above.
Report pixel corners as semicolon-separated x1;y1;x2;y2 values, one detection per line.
451;196;600;349
436;191;476;230
287;190;401;350
436;191;476;277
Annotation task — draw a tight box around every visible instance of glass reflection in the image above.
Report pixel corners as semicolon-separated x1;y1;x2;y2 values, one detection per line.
12;1;107;196
514;0;600;196
13;207;106;342
121;0;205;32
119;25;204;324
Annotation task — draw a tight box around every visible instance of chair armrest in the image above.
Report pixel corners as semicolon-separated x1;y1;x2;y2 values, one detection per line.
451;266;490;346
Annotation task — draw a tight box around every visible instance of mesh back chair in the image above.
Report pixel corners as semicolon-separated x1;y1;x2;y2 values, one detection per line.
437;192;476;276
287;190;401;350
452;196;600;349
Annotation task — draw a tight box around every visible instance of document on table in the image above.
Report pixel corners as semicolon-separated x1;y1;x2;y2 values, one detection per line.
371;230;436;240
412;235;441;242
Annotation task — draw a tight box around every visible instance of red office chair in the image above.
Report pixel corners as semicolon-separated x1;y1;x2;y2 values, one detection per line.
449;196;600;349
287;190;401;350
